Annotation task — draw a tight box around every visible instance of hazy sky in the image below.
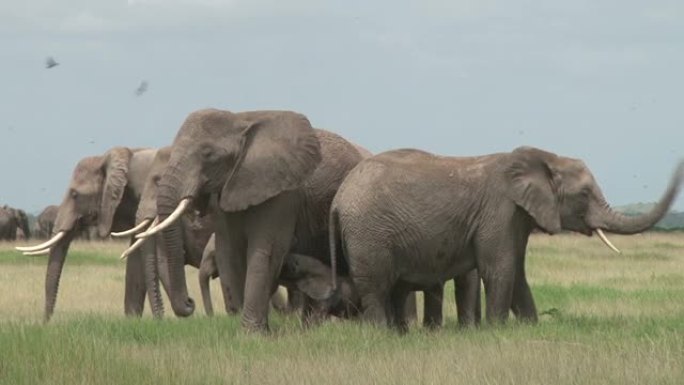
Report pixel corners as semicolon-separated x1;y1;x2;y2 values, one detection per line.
1;0;683;213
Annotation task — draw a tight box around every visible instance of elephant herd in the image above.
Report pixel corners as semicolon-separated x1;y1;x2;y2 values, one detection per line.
14;108;684;334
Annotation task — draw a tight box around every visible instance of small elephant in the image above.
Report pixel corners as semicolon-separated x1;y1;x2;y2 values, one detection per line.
325;146;684;330
16;147;158;321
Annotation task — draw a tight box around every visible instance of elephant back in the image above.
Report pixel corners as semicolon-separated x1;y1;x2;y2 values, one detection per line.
293;129;368;260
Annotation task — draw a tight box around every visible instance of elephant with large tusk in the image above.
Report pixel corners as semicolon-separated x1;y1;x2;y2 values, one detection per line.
139;109;392;332
15;147;158;321
313;146;684;330
114;146;215;319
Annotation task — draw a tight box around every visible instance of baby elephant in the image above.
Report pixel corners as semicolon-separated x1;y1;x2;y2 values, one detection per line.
326;146;683;330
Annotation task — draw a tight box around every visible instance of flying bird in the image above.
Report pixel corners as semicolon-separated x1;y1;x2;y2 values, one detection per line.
45;56;59;69
135;80;148;96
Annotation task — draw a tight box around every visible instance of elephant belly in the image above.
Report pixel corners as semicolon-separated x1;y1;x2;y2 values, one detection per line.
393;234;475;287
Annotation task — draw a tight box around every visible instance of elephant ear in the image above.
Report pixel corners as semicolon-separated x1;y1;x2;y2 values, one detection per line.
98;147;133;237
219;115;322;212
505;147;562;234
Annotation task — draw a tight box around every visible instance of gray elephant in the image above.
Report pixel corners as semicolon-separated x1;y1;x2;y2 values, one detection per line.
138;109;377;332
0;205;31;241
16;147;158;321
114;146;215;319
319;146;683;330
199;233;296;316
35;205;58;239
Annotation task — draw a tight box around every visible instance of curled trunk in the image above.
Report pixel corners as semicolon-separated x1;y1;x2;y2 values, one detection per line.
594;162;684;234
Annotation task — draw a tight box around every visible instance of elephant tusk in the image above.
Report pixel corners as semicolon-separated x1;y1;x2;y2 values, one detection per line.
120;218;158;260
23;248;50;256
15;231;65;252
120;238;146;260
136;198;190;239
596;229;621;254
110;219;152;238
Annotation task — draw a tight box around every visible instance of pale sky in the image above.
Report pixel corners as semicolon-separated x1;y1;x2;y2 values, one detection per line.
1;0;683;213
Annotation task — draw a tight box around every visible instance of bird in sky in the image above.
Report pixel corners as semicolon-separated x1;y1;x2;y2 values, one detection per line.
45;56;59;69
135;80;148;96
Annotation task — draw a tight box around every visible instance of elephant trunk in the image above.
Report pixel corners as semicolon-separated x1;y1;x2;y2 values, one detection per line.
157;167;196;317
592;161;684;235
44;232;74;322
141;237;164;319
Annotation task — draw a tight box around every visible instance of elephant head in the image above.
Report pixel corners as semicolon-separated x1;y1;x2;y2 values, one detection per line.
142;108;321;317
12;208;31;240
16;147;154;321
505;146;684;245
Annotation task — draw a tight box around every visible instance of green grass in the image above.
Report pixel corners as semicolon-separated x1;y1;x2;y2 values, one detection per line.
1;234;684;384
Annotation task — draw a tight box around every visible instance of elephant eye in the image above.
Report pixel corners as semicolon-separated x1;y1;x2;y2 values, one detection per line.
70;190;79;199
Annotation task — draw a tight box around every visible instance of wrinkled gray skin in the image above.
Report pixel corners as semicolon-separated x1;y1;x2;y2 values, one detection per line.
134;146;215;318
0;205;31;240
157;109;377;332
194;130;417;325
322;146;683;330
31;147;157;321
198;234;293;316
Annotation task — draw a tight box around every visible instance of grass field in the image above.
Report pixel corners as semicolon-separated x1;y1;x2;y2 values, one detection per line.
1;234;683;384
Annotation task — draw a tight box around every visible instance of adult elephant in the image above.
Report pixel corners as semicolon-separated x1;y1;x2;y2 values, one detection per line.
191;127;418;325
0;206;31;241
115;146;215;319
16;147;158;321
36;205;58;239
137;109;375;332
320;146;683;330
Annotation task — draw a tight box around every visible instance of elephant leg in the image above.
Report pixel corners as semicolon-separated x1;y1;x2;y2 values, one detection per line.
404;292;417;324
199;249;218;316
241;192;298;332
455;269;481;327
423;283;444;329
510;257;538;323
479;252;517;324
214;212;246;315
360;291;390;327
389;285;411;334
287;287;305;313
124;240;146;317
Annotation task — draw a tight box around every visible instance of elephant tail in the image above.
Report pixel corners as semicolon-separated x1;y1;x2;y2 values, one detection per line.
329;207;340;291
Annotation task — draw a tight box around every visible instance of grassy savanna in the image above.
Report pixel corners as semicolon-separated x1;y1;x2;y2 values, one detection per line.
1;234;683;385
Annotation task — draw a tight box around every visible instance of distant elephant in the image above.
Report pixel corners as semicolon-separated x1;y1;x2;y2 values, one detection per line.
16;147;158;321
0;205;31;240
35;205;58;239
318;146;683;330
138;109;375;332
115;146;215;319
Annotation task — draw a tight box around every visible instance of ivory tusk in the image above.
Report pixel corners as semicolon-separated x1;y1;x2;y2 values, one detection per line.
120;218;158;260
110;219;152;238
16;232;66;252
23;249;50;256
136;198;190;239
596;229;621;254
120;238;146;260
